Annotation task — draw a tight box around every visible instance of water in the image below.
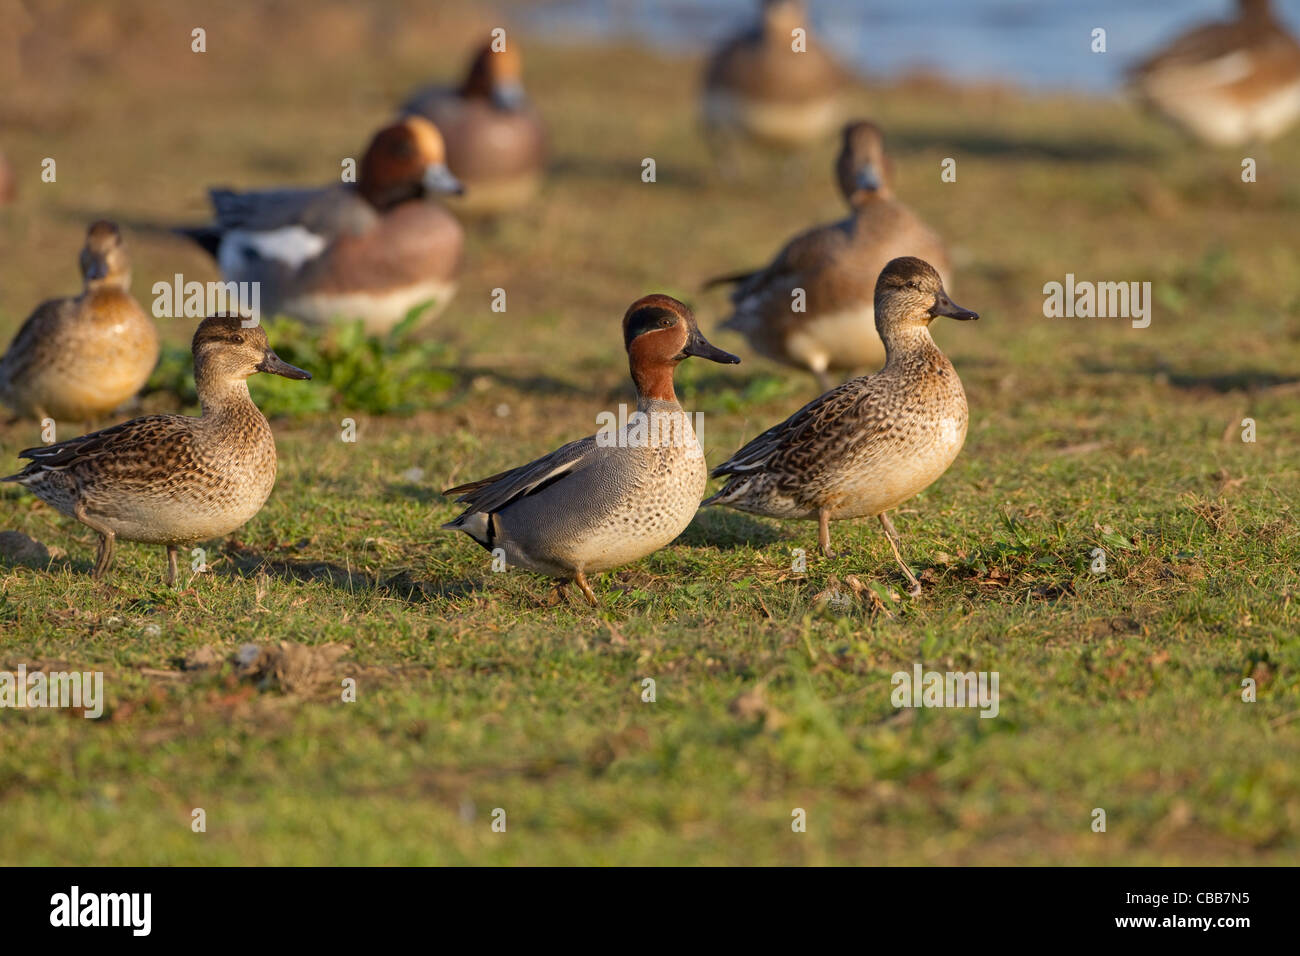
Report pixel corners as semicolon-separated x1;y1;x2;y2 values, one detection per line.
510;0;1300;93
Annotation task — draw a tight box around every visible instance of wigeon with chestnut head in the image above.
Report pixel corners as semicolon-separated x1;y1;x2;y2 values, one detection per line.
404;38;547;216
443;294;739;606
179;116;464;335
706;120;950;391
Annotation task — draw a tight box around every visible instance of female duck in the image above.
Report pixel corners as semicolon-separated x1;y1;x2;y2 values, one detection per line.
443;295;739;606
1;221;159;423
180;117;464;335
707;121;949;390
702;0;845;156
3;316;310;585
706;258;976;596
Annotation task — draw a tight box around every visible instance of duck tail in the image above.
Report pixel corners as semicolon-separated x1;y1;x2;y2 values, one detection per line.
701;268;755;291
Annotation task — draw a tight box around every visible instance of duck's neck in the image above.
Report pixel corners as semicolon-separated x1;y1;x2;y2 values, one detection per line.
195;369;258;419
881;325;942;368
631;362;680;408
358;179;421;212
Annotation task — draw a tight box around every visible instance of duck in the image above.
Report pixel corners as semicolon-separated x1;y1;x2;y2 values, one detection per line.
442;294;740;606
1129;0;1300;146
704;257;976;597
178;117;464;335
0;221;160;424
2;316;311;585
403;38;547;216
706;121;949;390
702;0;845;155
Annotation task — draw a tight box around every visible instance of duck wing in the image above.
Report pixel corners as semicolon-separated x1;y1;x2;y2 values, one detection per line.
209;185;377;239
709;376;882;482
443;436;601;518
0;297;75;390
3;415;194;481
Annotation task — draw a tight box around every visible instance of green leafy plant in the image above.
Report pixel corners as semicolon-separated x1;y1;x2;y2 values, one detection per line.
146;304;457;417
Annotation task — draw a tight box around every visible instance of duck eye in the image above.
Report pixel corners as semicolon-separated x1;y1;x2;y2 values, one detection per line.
230;334;245;345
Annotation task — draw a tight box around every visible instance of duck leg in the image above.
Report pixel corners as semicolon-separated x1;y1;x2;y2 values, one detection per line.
813;368;835;393
165;546;179;587
818;507;837;558
878;512;922;597
75;502;116;580
573;570;599;608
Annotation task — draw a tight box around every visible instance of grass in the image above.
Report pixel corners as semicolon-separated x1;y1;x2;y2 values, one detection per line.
0;1;1297;864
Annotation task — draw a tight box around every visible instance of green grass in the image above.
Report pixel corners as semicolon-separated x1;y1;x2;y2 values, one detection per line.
0;1;1297;864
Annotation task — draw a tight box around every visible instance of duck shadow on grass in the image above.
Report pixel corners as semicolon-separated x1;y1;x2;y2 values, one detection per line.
1078;359;1300;393
679;508;789;551
891;129;1158;163
217;546;481;604
550;154;711;189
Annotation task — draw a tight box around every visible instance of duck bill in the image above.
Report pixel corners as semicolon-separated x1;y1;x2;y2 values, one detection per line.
257;350;312;380
422;162;465;196
854;163;882;193
491;81;527;111
682;326;740;364
929;289;979;321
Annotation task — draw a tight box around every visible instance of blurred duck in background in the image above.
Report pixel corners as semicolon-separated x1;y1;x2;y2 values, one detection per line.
706;121;949;390
1;221;159;425
1130;0;1300;146
404;38;547;216
179;117;464;335
702;0;846;163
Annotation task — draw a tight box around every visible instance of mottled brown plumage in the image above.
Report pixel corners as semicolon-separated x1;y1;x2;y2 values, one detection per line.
2;317;310;585
709;122;949;389
702;0;846;150
1130;0;1300;145
706;257;977;595
0;221;159;422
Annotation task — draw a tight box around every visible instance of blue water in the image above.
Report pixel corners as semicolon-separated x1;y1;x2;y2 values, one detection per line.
511;0;1300;92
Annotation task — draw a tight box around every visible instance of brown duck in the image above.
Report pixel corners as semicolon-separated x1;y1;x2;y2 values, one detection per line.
3;317;310;584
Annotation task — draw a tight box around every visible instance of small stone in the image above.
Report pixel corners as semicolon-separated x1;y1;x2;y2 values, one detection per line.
0;530;50;568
